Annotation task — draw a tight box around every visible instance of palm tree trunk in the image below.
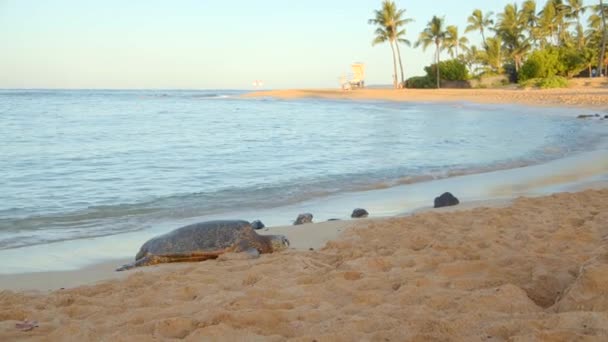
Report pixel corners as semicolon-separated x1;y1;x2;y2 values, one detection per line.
600;0;607;76
395;40;405;88
389;41;398;88
480;29;486;48
436;42;441;89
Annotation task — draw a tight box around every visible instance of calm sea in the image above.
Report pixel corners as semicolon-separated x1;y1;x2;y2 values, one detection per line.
0;89;600;253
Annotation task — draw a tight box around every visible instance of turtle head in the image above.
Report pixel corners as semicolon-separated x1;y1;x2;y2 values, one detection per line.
269;235;290;252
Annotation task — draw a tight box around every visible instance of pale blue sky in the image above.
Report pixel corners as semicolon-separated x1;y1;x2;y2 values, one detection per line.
1;0;523;89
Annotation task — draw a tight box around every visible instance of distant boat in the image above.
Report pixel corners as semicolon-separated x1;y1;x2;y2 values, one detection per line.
252;80;264;87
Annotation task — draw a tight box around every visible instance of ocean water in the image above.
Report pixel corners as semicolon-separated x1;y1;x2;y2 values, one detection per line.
0;89;603;261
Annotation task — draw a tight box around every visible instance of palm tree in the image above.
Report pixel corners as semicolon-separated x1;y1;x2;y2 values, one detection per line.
369;1;413;88
370;4;398;88
521;0;539;45
539;0;573;45
391;8;414;87
479;37;504;74
465;9;494;48
445;25;470;58
537;0;558;45
496;3;531;73
565;0;587;48
415;16;446;88
599;0;607;75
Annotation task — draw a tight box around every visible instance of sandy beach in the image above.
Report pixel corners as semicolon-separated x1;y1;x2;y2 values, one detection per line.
244;86;608;109
1;87;607;341
0;189;607;340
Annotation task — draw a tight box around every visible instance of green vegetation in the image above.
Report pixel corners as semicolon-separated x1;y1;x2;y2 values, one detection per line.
369;0;608;89
407;59;469;88
519;76;570;88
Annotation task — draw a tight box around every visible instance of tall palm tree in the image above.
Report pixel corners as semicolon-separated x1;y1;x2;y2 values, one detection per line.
565;0;587;48
479;36;504;74
391;7;414;87
538;0;559;45
465;9;494;48
599;0;607;75
445;25;470;58
521;0;539;45
539;0;573;45
415;16;446;88
369;1;413;88
371;24;398;88
497;3;531;73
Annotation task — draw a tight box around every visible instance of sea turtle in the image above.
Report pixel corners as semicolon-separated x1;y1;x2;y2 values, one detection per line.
116;220;290;271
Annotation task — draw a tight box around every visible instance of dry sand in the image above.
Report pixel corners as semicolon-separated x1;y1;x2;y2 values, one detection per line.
244;87;608;109
1;189;608;341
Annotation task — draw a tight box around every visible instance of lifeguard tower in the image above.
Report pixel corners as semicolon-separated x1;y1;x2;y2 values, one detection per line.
341;63;365;90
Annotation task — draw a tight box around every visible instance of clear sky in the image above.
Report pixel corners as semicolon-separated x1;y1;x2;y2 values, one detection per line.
1;0;525;89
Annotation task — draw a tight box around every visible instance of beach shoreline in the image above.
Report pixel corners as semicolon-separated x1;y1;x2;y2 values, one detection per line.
243;87;608;110
1;89;608;340
0;88;608;291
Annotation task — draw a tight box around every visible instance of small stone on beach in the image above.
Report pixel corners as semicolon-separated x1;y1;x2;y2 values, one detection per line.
294;213;313;225
251;220;265;230
434;192;460;208
351;208;369;218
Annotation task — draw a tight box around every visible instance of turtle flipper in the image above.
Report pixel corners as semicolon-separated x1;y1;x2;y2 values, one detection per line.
233;240;261;259
116;256;155;271
242;247;260;259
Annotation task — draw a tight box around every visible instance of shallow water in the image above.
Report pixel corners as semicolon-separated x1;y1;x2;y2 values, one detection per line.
0;89;603;255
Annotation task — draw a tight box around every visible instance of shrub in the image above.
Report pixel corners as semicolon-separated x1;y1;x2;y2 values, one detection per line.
519;76;569;89
424;59;470;83
519;48;561;81
536;76;569;88
519;47;589;80
558;47;587;77
406;76;435;89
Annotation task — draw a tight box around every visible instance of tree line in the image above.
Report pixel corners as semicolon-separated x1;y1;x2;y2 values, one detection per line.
369;0;608;88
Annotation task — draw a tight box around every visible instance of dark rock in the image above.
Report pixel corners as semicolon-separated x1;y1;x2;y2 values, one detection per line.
327;218;341;221
604;115;608;119
351;208;369;218
594;113;600;117
434;192;460;208
251;220;265;230
294;213;313;225
577;114;594;119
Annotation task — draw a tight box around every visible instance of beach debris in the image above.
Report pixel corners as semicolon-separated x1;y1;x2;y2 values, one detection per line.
327;218;341;221
434;192;460;208
294;213;313;225
115;220;289;271
351;208;369;218
15;320;39;332
250;220;265;230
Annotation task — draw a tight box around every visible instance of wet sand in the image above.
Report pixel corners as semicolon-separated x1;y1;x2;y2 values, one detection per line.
1;189;607;340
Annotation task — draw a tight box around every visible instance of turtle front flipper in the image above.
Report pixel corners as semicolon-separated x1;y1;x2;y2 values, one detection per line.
116;256;156;271
233;240;261;259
